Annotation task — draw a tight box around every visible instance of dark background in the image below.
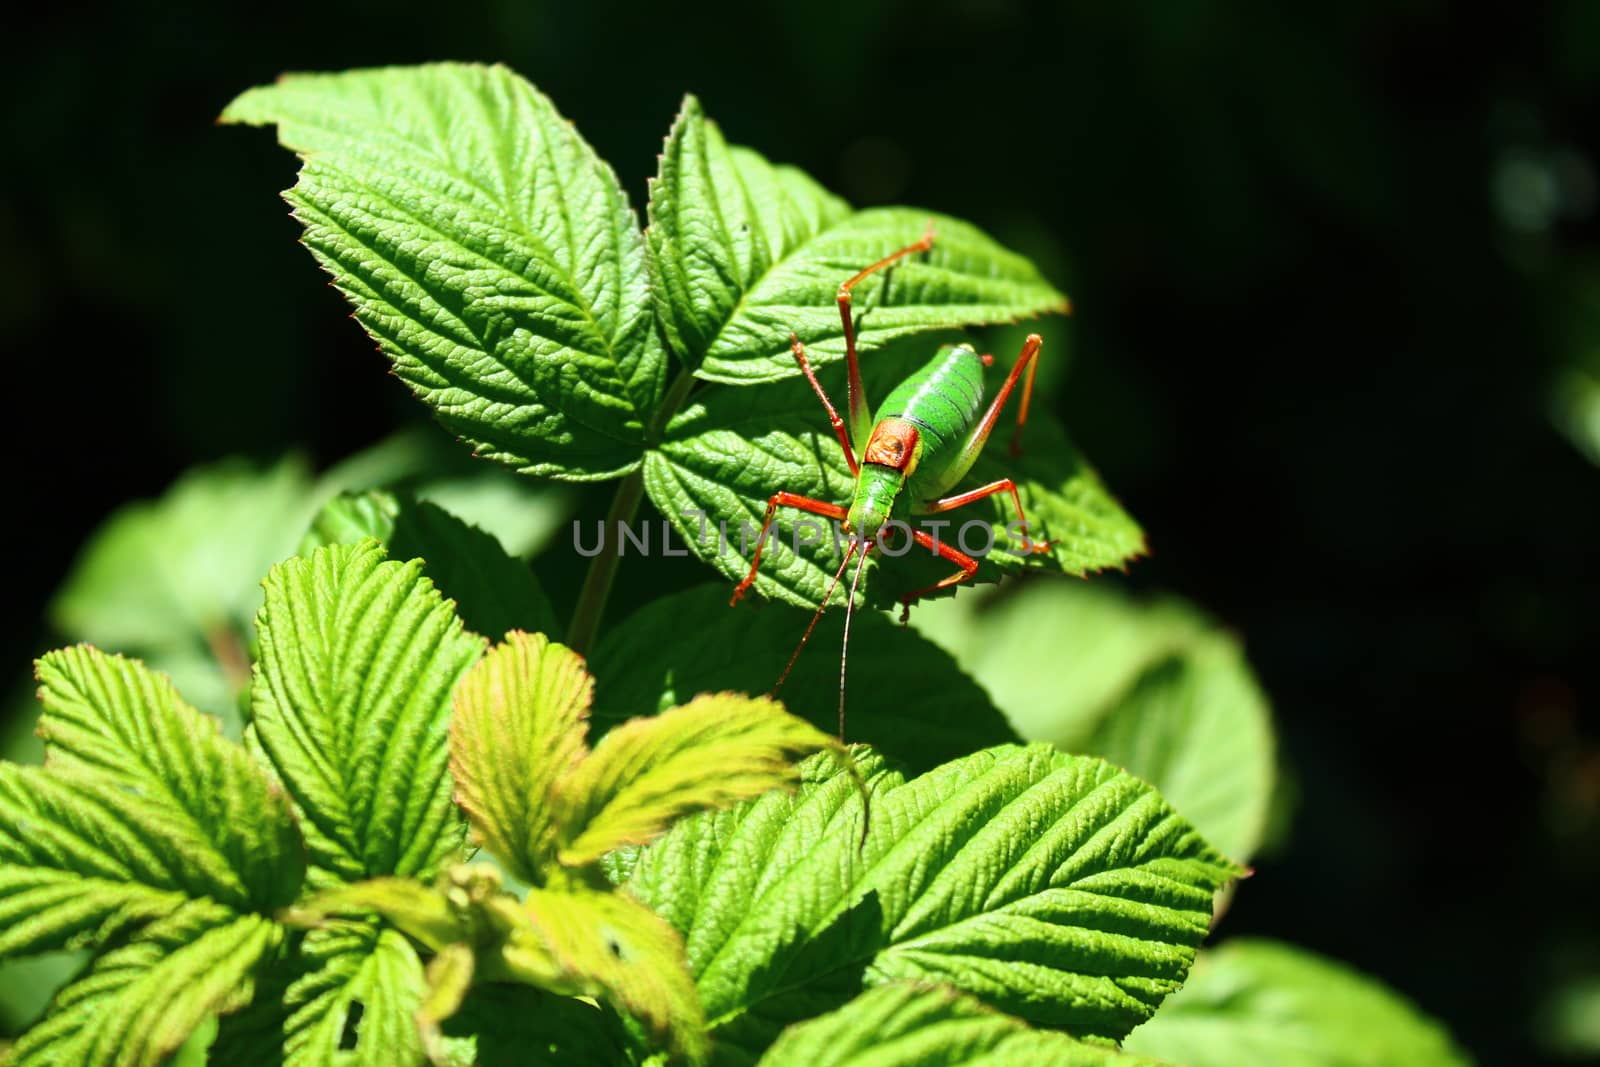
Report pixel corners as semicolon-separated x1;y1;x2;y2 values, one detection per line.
4;2;1598;1063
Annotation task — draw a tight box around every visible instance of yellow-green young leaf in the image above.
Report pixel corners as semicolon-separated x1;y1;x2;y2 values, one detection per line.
284;877;465;954
1121;939;1472;1067
418;942;475;1062
212;921;427;1067
252;540;487;884
31;646;304;911
450;632;593;883
4;900;279;1067
756;983;1167;1067
222;64;665;482
553;694;840;868
523;886;708;1066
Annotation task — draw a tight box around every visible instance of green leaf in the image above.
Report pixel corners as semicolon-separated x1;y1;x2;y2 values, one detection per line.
51;457;313;653
223;63;664;481
592;585;1017;774
1552;365;1600;466
756;982;1166;1067
1122;939;1472;1067
0;650;303;961
302;490;558;641
300;487;400;548
628;746;1240;1063
643;338;1143;609
0;951;84;1035
649;99;1066;384
212;921;427;1067
252;540;486;884
552;692;839;868
4;900;279;1067
49;456;315;724
697;206;1067;384
450;632;592;884
912;582;1276;863
647;95;850;369
0;768;184;959
523;886;708;1066
31;646;305;910
308;424;576;559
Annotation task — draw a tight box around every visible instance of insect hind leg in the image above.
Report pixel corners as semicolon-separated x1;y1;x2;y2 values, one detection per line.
730;493;849;605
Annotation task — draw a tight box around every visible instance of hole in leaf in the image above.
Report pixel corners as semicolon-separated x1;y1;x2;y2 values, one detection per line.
339;999;365;1050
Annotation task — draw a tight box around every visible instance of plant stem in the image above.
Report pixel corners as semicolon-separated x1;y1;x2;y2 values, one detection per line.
565;366;698;654
205;624;253;696
566;468;645;655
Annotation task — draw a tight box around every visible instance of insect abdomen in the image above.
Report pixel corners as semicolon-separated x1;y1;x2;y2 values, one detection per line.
874;343;986;494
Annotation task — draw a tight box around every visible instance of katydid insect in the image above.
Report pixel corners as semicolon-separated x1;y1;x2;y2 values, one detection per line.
728;228;1055;734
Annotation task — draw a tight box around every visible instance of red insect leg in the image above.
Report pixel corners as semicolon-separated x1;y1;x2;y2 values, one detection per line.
730;493;848;606
835;225;935;443
789;333;859;476
921;478;1051;556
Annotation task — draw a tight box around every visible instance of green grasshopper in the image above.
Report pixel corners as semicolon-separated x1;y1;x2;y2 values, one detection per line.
729;229;1055;730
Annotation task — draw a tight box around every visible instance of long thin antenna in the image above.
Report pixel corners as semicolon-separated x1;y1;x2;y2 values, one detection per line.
772;540;857;698
839;539;872;740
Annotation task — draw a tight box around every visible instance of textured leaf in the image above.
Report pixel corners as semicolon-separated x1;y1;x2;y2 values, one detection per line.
450;632;591;883
912;582;1275;863
552;692;839;868
0;767;186;960
592;585;1016;774
252;540;486;883
0;651;303;961
648;100;1065;384
648;95;850;369
696;205;1067;384
643;337;1143;609
212;921;427;1067
1122;939;1471;1067
629;746;1240;1064
4;901;279;1067
756;983;1166;1067
31;646;304;910
302;490;558;641
223;63;664;481
523;886;708;1066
